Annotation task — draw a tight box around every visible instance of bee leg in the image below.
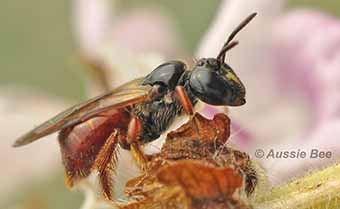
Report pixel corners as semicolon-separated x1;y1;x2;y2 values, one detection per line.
93;130;120;201
175;86;201;134
127;117;148;172
175;86;194;116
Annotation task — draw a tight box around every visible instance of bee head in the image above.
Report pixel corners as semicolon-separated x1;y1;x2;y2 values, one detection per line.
189;57;245;106
188;13;256;106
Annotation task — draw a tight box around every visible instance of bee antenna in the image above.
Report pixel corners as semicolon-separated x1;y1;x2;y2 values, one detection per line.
217;12;257;62
225;41;239;52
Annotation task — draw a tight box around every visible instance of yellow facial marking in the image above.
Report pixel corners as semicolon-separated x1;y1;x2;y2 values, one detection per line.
226;71;241;84
221;64;241;84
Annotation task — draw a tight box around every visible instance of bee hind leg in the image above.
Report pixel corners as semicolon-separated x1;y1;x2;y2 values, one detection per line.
92;130;120;201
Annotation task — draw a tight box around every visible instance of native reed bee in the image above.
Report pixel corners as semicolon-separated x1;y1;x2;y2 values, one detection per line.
13;13;256;200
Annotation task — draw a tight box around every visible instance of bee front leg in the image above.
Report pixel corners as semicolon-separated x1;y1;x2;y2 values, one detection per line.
175;86;201;134
127;117;148;172
175;86;194;116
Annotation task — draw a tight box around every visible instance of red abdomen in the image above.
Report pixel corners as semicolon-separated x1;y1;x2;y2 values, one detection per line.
58;109;131;186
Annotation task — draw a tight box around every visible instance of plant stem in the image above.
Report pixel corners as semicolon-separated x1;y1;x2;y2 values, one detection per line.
253;163;340;209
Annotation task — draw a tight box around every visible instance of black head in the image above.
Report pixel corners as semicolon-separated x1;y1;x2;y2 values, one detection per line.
189;58;246;106
188;13;257;106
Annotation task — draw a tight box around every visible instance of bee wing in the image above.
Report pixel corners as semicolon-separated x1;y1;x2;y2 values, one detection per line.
13;78;151;147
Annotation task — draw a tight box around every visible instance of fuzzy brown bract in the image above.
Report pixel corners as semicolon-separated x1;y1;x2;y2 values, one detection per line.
117;113;257;209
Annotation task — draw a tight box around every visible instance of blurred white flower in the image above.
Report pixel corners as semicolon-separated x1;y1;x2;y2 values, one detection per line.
73;0;113;58
73;0;183;95
0;87;67;199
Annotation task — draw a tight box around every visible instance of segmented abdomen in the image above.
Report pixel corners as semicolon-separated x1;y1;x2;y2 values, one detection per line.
58;109;131;187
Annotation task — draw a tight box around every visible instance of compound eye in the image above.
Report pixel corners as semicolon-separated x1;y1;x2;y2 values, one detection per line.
142;61;186;90
189;67;234;106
